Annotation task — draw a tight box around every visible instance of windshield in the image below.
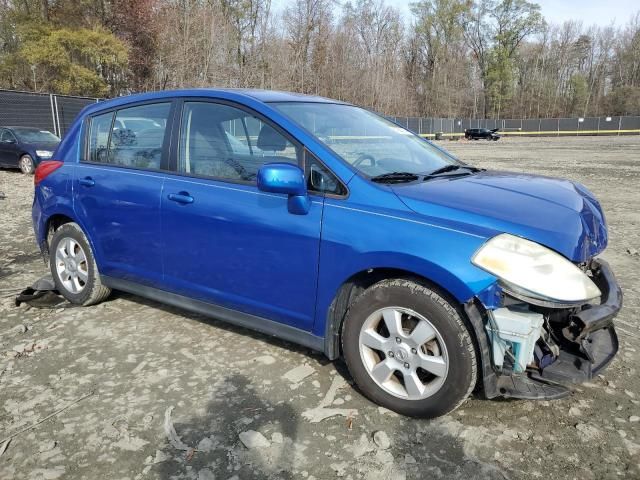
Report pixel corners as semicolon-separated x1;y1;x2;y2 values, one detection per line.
12;128;59;144
271;102;457;177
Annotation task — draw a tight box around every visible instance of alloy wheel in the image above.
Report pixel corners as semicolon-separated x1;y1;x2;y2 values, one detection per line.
55;237;89;294
358;307;449;400
20;156;34;174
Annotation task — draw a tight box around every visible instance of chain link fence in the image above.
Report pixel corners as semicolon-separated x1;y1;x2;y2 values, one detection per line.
2;89;639;139
389;116;640;137
0;89;99;137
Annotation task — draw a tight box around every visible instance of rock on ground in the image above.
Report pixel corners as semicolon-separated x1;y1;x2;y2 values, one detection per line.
239;430;270;449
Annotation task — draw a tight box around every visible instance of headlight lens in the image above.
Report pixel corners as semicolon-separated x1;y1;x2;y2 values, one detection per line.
36;150;53;158
472;233;601;304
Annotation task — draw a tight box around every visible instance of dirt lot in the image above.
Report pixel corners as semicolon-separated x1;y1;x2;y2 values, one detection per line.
1;136;639;480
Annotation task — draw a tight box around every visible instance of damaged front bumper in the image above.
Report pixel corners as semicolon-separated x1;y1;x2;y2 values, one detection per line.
466;258;622;400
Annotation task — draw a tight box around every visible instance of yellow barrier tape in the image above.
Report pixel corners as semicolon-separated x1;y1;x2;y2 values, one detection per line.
419;129;640;138
500;129;640;135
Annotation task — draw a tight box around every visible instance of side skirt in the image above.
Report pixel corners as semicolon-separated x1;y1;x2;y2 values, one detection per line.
101;276;326;353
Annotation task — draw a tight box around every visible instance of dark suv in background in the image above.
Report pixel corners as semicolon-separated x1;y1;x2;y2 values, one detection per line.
465;128;500;141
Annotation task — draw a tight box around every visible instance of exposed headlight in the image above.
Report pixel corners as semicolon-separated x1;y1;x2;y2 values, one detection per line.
472;233;601;305
36;150;53;158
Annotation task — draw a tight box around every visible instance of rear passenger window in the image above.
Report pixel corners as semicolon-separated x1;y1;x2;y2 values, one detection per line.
179;102;300;182
87;103;171;169
109;103;170;169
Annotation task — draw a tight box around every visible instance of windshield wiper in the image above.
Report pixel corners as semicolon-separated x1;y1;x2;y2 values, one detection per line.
370;172;420;184
424;164;483;179
427;164;461;176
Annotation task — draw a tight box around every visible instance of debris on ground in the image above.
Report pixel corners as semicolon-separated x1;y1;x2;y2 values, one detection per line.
196;437;215;452
151;450;170;464
238;430;270;449
373;431;391;449
0;391;93;446
0;440;10;458
163;406;192;451
282;364;316;383
302;376;358;423
14;275;65;308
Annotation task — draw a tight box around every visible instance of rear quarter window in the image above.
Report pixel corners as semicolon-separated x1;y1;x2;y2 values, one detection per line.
87;112;114;162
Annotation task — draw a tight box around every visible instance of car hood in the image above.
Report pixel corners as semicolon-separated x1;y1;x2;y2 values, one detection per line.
392;170;607;263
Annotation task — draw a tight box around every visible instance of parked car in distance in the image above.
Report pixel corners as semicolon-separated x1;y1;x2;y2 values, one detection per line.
465;128;501;141
0;126;60;174
32;89;620;418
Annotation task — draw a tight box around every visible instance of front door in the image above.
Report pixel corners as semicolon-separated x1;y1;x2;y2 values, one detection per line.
73;101;173;286
161;100;323;330
0;129;19;167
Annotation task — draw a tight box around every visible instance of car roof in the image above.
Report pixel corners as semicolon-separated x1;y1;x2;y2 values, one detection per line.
83;88;346;116
239;89;341;103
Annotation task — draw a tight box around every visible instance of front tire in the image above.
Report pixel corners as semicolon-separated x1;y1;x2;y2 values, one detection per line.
49;222;111;306
19;155;34;174
341;279;477;418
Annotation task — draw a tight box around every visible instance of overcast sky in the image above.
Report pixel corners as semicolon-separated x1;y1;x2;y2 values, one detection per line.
272;0;639;27
533;0;638;27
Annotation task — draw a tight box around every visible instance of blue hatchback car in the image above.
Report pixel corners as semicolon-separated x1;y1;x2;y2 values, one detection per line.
32;89;621;418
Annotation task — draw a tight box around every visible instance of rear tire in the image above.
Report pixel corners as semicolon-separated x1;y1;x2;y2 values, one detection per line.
341;278;477;418
19;155;34;174
49;222;111;306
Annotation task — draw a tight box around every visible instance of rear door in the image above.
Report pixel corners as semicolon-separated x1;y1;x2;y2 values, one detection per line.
73;101;175;287
160;100;323;330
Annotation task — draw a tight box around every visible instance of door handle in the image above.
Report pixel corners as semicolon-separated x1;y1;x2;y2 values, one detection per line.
79;177;95;187
168;192;194;204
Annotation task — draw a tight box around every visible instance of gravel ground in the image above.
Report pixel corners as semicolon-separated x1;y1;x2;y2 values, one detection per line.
0;136;639;480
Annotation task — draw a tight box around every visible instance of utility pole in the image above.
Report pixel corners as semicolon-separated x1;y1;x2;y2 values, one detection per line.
31;65;37;91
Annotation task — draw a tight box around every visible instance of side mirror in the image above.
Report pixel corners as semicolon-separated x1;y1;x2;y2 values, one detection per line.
257;163;310;215
3;138;16;144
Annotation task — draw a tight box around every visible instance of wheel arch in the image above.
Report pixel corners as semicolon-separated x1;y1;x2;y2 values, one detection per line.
47;213;74;231
39;211;97;266
323;266;476;361
38;213;75;258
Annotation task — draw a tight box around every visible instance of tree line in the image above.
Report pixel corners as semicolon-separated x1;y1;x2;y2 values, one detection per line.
1;0;639;118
